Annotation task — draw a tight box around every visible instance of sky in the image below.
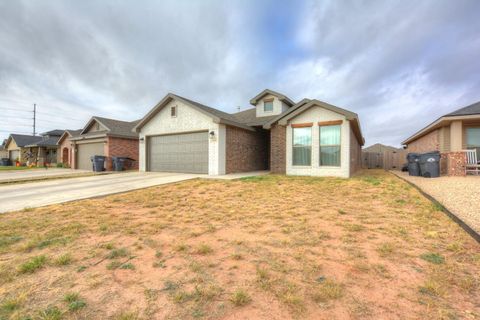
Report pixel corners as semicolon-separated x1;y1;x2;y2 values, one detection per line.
0;0;479;147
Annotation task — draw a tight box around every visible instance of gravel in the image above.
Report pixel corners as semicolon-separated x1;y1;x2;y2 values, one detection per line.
393;171;480;235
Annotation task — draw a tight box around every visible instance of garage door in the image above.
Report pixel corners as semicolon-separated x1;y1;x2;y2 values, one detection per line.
9;150;20;162
148;132;208;173
77;143;104;170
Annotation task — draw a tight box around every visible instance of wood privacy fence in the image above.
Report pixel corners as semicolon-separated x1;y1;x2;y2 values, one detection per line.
362;150;408;170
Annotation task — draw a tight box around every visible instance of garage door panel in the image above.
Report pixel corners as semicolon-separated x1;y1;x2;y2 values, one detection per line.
77;143;104;171
148;132;208;174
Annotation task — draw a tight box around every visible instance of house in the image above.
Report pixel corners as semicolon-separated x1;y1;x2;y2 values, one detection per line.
57;129;82;167
134;89;364;177
362;143;406;170
4;130;64;166
0;139;7;159
363;143;402;153
402;101;480;176
24;130;64;166
68;116;139;170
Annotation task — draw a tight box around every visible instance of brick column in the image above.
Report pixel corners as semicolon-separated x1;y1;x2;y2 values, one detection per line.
270;124;286;174
441;152;466;176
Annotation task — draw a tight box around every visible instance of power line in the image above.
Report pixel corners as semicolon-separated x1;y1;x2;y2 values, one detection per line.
0;107;33;113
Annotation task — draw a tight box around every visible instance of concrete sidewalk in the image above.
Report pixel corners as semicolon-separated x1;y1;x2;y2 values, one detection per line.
0;172;202;213
0;168;93;183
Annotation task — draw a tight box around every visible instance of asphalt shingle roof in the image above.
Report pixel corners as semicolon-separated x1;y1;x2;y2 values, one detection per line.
231;108;278;126
10;134;43;147
445;101;480;116
40;129;65;136
28;136;61;147
93;116;140;138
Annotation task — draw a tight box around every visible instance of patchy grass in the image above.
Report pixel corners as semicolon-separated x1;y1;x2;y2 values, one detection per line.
0;170;478;319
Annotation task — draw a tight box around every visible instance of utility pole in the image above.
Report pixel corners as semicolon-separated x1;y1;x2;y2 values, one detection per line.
33;103;36;136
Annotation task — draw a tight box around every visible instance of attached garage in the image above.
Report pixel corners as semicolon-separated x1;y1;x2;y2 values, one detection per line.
9;150;20;162
147;131;208;173
76;142;104;170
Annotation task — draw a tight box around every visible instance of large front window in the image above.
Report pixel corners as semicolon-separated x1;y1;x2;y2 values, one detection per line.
292;127;312;166
319;125;341;166
466;127;480;159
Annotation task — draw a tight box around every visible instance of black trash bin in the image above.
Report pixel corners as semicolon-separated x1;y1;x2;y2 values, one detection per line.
419;152;440;178
112;156;127;171
0;158;11;166
406;153;420;176
90;155;106;172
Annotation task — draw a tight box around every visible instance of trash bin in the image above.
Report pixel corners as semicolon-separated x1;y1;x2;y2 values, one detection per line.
0;158;11;166
419;152;440;178
112;156;127;171
406;153;420;176
90;155;106;172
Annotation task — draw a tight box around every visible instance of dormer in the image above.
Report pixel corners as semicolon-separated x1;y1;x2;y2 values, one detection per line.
250;89;295;118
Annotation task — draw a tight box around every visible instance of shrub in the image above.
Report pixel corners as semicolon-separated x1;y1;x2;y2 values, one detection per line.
18;255;47;274
230;289;251;306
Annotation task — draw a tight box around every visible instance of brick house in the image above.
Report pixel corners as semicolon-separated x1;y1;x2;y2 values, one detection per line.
67;117;140;171
402;101;480;176
134;90;364;178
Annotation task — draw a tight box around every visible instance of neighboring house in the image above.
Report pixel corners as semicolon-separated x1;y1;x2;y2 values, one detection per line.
24;130;64;166
0;139;7;159
57;129;83;167
402;101;480;176
4;134;44;164
363;143;402;153
134;89;364;178
69;116;139;170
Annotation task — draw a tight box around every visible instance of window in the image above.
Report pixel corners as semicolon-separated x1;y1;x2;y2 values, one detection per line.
264;100;273;112
292;127;312;166
319;125;341;166
171;106;177;117
466;127;480;159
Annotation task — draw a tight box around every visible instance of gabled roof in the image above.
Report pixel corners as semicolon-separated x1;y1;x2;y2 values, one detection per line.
363;143;402;153
134;93;255;132
263;99;364;145
6;134;43;148
249;89;295;107
57;129;82;144
74;116;140;140
402;100;480;145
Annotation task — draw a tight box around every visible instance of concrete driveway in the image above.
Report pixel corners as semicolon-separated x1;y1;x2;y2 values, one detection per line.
0;168;92;183
0;172;202;213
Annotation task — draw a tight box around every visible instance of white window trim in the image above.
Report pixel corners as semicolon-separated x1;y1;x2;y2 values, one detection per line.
263;100;274;113
292;126;313;167
319;124;342;167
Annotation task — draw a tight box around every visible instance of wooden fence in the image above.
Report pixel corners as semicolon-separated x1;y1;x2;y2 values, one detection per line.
362;150;407;170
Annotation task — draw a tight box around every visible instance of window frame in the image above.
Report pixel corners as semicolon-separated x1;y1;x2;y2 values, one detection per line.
263;99;274;113
466;126;480;159
292;124;313;167
171;105;177;118
318;122;342;167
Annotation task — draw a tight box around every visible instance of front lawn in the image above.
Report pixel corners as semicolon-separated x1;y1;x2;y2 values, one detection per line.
0;170;478;319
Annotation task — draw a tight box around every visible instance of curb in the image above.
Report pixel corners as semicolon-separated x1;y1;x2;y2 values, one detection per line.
392;172;480;243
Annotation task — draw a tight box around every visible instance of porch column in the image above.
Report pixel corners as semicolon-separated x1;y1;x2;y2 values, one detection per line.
450;121;463;151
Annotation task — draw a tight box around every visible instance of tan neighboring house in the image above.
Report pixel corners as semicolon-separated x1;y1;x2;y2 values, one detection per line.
0;140;8;159
134;89;364;178
402;101;480;176
68;116;140;171
363;143;402;153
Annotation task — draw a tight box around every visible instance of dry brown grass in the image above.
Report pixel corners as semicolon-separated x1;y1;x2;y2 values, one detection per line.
0;170;479;320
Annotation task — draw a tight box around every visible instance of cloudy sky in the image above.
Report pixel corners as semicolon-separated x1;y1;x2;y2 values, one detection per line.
1;0;479;146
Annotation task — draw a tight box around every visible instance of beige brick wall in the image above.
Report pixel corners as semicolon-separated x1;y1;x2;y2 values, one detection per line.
406;129;440;153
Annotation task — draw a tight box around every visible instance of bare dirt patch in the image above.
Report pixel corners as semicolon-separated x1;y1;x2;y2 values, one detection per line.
0;170;479;320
